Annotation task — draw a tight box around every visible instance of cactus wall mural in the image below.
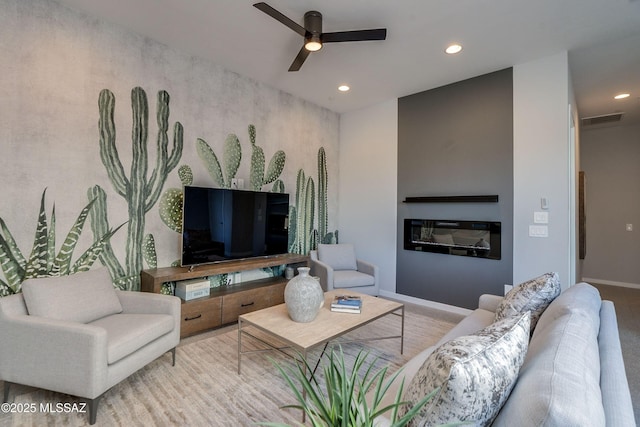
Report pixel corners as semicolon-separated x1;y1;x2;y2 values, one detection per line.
248;124;286;192
0;88;336;297
288;147;338;254
196;134;241;188
88;87;183;290
0;190;120;296
159;164;193;233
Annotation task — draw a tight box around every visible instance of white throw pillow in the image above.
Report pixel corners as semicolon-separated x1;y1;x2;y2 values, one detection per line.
400;311;531;427
317;243;358;271
495;272;560;333
21;267;123;323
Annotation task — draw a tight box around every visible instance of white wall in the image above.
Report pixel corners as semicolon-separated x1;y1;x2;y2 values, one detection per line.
513;52;574;288
338;99;398;293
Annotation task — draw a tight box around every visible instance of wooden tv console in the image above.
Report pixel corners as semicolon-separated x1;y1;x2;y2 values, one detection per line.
140;253;308;338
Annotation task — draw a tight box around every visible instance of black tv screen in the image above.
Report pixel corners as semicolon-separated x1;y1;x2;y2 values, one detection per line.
181;186;290;267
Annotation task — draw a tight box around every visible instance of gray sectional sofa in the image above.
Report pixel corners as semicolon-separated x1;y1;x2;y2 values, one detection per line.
376;280;635;426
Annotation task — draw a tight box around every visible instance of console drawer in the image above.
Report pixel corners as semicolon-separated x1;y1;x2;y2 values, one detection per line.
180;297;222;337
264;281;286;305
221;287;271;324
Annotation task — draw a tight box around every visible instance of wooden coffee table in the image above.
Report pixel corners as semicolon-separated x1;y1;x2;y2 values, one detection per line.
237;290;404;375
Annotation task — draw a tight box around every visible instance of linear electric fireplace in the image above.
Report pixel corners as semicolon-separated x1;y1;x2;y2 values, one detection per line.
404;219;501;260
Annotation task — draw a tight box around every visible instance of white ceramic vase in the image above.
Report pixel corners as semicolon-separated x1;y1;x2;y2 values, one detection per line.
284;267;324;322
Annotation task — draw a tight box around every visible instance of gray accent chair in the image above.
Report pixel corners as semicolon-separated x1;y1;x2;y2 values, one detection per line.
0;268;181;425
309;243;379;296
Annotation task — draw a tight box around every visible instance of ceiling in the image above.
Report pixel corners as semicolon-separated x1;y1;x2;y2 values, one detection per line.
54;0;640;127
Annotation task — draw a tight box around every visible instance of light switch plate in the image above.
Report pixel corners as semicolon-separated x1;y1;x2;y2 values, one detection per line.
534;211;549;224
529;225;549;237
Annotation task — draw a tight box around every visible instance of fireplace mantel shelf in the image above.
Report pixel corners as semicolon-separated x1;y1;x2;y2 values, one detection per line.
403;195;499;203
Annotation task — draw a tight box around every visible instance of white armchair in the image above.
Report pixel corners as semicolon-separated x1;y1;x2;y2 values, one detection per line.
0;268;180;425
309;243;379;296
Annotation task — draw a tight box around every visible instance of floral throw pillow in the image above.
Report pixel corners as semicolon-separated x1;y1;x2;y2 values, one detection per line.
399;311;530;427
495;272;561;333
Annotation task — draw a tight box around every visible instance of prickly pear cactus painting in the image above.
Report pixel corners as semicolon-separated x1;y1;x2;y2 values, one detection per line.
248;124;286;191
159;164;193;233
88;87;183;290
0;189;120;296
196;134;241;188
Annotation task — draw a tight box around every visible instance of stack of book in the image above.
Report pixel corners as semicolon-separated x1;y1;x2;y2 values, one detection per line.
330;295;362;314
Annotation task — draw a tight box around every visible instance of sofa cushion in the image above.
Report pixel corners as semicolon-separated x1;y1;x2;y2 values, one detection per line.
400;311;530;426
433;308;495;348
332;270;375;288
317;243;357;271
492;283;605;426
495;271;560;332
598;300;635;427
89;313;174;364
21;268;122;324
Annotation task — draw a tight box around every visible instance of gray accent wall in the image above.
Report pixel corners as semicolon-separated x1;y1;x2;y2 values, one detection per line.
580;123;640;286
397;69;514;309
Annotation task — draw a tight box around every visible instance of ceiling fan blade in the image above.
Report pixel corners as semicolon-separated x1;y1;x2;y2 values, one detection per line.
253;2;306;37
322;28;387;43
288;46;310;72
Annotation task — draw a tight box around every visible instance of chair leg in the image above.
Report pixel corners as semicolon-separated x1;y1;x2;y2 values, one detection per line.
3;381;11;403
171;347;176;366
87;394;103;425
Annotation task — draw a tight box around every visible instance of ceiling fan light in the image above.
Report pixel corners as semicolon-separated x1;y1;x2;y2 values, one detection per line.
305;36;322;52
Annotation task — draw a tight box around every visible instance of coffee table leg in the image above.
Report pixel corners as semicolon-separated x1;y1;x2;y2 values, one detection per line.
302;349;307;423
311;342;329;379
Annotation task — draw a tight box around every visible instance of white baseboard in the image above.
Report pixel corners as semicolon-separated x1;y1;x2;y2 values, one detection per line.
581;277;640;290
379;290;472;316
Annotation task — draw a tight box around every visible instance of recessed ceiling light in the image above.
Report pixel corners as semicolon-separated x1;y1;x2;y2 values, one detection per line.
614;93;630;100
445;44;463;54
338;85;350;92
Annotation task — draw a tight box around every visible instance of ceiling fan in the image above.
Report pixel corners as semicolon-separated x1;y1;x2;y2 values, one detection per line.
253;2;387;72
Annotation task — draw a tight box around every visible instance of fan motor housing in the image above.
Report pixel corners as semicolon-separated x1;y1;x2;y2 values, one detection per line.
304;10;322;35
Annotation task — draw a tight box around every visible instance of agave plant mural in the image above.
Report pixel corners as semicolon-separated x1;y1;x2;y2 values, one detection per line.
88;87;183;290
0;189;121;297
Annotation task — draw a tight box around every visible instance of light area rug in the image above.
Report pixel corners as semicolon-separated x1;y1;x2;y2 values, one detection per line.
0;303;461;427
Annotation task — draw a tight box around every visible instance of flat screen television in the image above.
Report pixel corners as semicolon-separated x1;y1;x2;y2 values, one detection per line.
181;186;290;267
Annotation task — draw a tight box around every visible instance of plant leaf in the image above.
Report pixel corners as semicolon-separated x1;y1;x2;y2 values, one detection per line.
0;217;26;268
0;230;26;291
25;190;50;278
53;198;96;275
70;223;125;274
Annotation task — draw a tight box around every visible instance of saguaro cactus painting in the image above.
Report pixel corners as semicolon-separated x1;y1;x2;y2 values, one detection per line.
89;87;183;290
288;147;338;254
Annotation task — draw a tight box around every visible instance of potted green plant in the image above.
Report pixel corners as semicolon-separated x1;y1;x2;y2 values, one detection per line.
260;346;438;427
